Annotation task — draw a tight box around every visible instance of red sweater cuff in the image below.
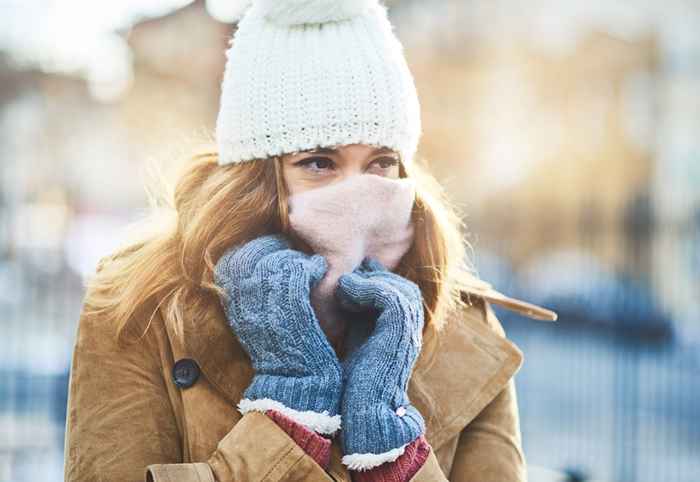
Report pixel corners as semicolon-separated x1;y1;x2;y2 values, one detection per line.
350;434;431;482
265;409;332;470
266;409;430;482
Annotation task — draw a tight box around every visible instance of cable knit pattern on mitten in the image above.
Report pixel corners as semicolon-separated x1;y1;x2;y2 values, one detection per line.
214;234;344;435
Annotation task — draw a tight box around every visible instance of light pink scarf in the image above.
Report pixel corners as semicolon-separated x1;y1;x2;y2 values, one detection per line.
288;174;416;342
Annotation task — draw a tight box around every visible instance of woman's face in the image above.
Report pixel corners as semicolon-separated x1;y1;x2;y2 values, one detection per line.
281;143;401;196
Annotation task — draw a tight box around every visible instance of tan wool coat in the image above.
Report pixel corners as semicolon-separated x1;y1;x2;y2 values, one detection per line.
63;255;557;481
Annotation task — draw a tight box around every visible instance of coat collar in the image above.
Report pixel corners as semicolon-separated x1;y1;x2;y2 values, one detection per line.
181;283;556;453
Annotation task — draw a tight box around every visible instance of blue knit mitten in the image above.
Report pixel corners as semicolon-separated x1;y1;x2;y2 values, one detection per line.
214;233;343;435
335;256;426;470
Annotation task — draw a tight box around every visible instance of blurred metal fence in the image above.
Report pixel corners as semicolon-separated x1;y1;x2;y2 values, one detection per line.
469;186;700;481
503;313;700;482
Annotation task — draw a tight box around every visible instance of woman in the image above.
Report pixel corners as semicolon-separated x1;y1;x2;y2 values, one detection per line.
63;1;557;481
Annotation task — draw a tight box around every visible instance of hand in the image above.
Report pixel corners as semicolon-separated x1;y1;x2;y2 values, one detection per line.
214;233;343;434
334;256;426;469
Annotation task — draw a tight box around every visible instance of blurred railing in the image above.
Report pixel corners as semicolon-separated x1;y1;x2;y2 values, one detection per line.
472;190;700;481
502;308;699;482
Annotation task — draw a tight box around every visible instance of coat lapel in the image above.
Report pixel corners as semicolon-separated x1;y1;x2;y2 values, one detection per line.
409;296;525;450
182;294;255;408
410;281;556;450
181;285;555;452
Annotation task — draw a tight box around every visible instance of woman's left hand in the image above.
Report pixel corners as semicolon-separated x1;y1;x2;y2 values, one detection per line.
334;256;426;469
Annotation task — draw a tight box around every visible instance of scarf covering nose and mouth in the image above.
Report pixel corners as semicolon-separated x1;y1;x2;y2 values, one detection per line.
288;174;417;341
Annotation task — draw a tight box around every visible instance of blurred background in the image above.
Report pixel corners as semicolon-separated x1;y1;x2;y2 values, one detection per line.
0;0;698;481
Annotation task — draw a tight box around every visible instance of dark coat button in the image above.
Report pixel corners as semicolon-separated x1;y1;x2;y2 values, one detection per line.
172;358;200;389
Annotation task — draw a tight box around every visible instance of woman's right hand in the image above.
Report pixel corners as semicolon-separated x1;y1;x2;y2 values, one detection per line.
214;233;343;435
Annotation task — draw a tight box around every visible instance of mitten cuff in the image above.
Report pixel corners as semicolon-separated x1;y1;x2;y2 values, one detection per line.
238;397;342;435
238;352;342;435
350;434;431;480
340;402;425;470
342;442;410;470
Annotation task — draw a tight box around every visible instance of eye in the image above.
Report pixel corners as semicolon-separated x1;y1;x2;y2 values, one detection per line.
294;157;335;173
370;156;400;169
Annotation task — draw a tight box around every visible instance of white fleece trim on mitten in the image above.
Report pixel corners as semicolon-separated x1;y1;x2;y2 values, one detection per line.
237;397;341;435
341;442;410;471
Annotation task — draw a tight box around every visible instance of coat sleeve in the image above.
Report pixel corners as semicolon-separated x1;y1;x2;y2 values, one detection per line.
63;302;334;482
447;301;528;482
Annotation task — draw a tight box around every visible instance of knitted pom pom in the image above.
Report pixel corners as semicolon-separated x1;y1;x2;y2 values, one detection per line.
256;0;379;26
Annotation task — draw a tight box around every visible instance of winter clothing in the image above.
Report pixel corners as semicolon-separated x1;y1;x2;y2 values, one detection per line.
352;435;430;482
288;173;416;344
265;409;430;482
64;251;558;481
334;257;426;469
268;407;430;482
213;233;343;434
213;228;425;472
265;409;332;469
215;0;422;167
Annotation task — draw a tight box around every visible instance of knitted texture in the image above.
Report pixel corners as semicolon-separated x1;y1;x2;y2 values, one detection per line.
213;234;343;434
351;434;431;482
266;409;332;470
288;173;416;345
215;0;422;167
252;0;377;26
335;257;426;470
266;409;429;481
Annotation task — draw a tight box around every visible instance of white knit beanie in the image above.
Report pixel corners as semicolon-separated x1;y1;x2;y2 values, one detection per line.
215;0;422;168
